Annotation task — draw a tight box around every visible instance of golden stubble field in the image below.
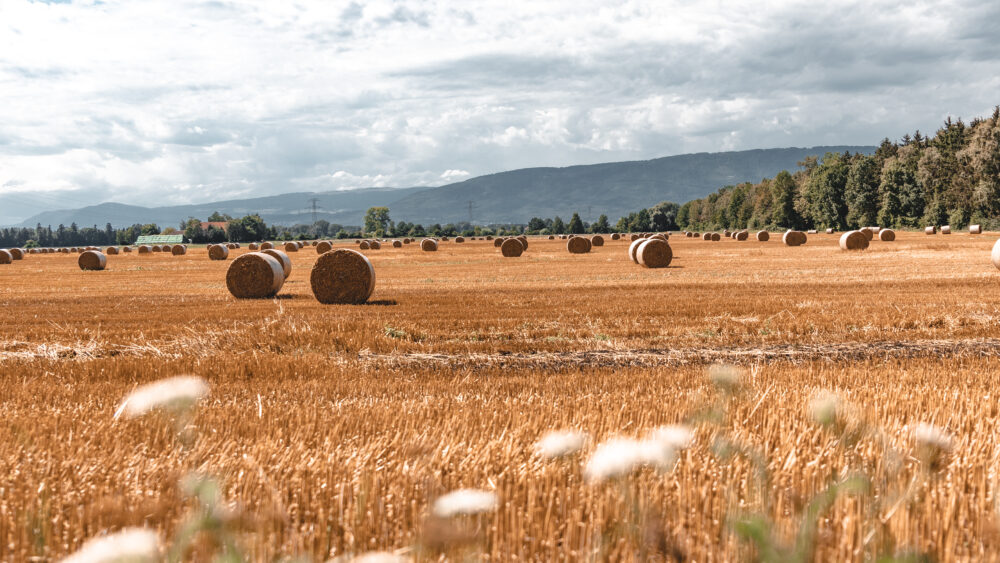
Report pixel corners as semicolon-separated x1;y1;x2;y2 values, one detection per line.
2;232;1000;561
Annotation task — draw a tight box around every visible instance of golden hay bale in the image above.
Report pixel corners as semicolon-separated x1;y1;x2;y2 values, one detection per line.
970;224;983;234
807;229;817;234
138;245;152;254
611;233;621;240
105;247;119;255
310;249;375;304
151;245;163;253
455;236;465;243
567;236;592;254
628;238;647;263
825;228;835;234
839;230;869;251
441;236;450;241
701;233;711;241
548;235;555;240
591;235;605;246
421;238;438;252
500;237;524;257
735;231;749;241
650;233;667;241
783;230;807;246
359;241;371;250
28;249;39;254
711;233;721;241
311;241;318;246
9;248;25;260
260;249;292;279
316;241;333;254
723;230;732;237
860;229;873;241
78;250;107;271
493;237;505;247
369;241;382;250
517;236;528;249
284;241;299;252
485;235;493;240
878;228;896;242
226;252;285;299
392;240;402;248
249;242;260;250
684;231;693;238
925;226;937;235
0;250;11;264
941;225;952;234
992;238;1000;270
208;244;230;260
171;244;186;256
122;246;132;253
637;238;672;268
629;234;640;241
260;242;274;250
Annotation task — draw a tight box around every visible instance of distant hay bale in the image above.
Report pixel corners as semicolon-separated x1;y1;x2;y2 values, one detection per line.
548;235;555;240
105;247;119;255
517;236;528;249
390;239;401;248
138;245;152;254
756;231;769;241
310;249;375;304
359;241;371;250
591;235;604;246
9;248;25;260
171;244;186;255
649;233;667;241
500;238;524;257
839;230;869;251
723;230;731;237
860;229;874;241
421;238;438;252
878;228;896;242
685;231;693;238
151;245;163;253
992;238;1000;270
226;252;285;299
208;244;230;260
826;228;835;234
711;233;721;241
636;238;672;268
941;225;952;235
369;241;382;250
0;250;11;264
485;236;493;240
630;234;640;241
122;246;132;253
310;241;318;246
260;242;274;250
701;233;711;240
611;233;621;240
567;236;592;254
455;236;465;243
493;237;505;247
970;224;983;234
248;242;259;250
28;249;38;254
807;229;818;234
284;242;299;252
783;230;807;246
735;231;749;241
925;226;937;235
78;250;107;271
315;240;333;254
233;243;241;249
261;249;292;279
628;238;647;263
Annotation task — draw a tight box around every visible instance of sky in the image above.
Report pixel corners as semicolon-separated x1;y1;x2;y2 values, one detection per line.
1;0;999;224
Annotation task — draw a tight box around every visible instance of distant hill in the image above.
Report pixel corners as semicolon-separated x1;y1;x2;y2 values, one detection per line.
16;146;874;228
18;187;426;229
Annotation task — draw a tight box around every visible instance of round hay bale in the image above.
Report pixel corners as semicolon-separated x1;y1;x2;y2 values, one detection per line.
359;241;371;250
650;233;667;241
591;235;604;246
970;224;983;234
825;228;835;234
310;249;375;304
123;246;132;253
420;238;438;252
455;236;465;243
0;250;11;264
105;247;119;255
316;241;333;254
310;241;318;246
233;243;241;249
485;236;493;240
284;241;299;252
941;225;952;235
260;249;292;279
548;235;555;240
782;230;807;246
151;245;163;253
711;233;721;241
28;249;38;254
517;236;528;249
171;244;186;256
208;244;230;260
226;252;285;299
567;236;592;254
878;228;896;242
248;242;260;250
500;238;523;257
369;241;381;250
735;231;749;241
701;233;712;241
260;242;274;250
925;226;937;235
611;233;621;240
629;234;639;241
636;238;672;268
493;237;505;248
860;229;873;241
138;245;152;254
807;229;818;234
992;239;1000;270
9;248;25;260
391;240;402;248
78;250;107;271
628;238;647;263
839;230;869;251
723;230;732;237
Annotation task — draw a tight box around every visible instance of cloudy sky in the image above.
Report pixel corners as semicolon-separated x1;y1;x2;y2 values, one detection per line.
1;0;998;223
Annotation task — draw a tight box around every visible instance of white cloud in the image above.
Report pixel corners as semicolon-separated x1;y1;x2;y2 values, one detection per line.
1;0;999;221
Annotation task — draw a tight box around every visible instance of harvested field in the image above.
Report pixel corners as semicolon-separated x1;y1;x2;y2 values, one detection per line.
2;233;1000;561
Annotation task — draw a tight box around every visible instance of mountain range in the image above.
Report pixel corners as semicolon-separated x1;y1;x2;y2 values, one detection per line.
11;146;874;228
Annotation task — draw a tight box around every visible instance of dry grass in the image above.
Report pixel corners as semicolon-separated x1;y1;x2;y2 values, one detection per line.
1;233;1000;560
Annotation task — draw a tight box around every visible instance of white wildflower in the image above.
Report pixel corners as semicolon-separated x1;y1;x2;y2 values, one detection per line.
62;528;159;563
114;376;209;419
808;391;841;426
647;425;695;450
432;489;498;518
535;430;588;459
583;437;678;483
